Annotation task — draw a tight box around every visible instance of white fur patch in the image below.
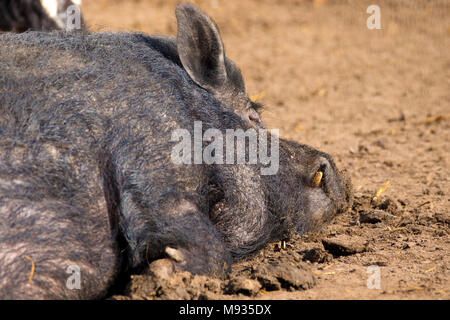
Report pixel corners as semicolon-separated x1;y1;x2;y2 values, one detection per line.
40;0;58;19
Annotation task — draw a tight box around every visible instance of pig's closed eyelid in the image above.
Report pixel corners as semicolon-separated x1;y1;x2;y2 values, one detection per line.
250;102;264;112
248;108;260;120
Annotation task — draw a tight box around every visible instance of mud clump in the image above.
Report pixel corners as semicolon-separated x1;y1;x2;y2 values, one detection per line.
322;235;369;258
433;212;450;225
251;263;316;291
226;277;262;296
373;198;400;215
359;209;397;224
124;259;225;300
117;259;317;299
302;247;333;263
352;194;403;227
353;194;401;215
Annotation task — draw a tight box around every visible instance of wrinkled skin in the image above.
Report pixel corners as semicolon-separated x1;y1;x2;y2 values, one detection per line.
0;4;352;299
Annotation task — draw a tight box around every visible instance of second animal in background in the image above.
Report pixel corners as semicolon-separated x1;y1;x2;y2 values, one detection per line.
0;0;84;32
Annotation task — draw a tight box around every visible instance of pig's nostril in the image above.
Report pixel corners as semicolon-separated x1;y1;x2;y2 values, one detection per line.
311;161;329;188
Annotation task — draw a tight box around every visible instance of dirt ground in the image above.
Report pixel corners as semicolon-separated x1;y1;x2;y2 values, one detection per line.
82;0;449;300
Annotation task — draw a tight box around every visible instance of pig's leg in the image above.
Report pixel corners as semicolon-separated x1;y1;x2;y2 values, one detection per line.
0;154;119;299
120;194;232;276
0;200;119;299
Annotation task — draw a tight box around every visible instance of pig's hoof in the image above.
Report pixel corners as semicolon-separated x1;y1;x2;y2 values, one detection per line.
165;247;186;265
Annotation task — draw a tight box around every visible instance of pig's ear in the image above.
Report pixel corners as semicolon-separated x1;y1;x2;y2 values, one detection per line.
175;4;228;94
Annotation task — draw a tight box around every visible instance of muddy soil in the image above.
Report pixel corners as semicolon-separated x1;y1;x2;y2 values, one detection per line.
82;0;449;300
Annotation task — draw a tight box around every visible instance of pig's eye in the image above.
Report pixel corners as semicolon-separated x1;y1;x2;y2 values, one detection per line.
247;102;263;123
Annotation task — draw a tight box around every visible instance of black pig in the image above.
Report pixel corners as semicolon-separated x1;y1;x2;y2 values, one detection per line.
0;4;351;299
